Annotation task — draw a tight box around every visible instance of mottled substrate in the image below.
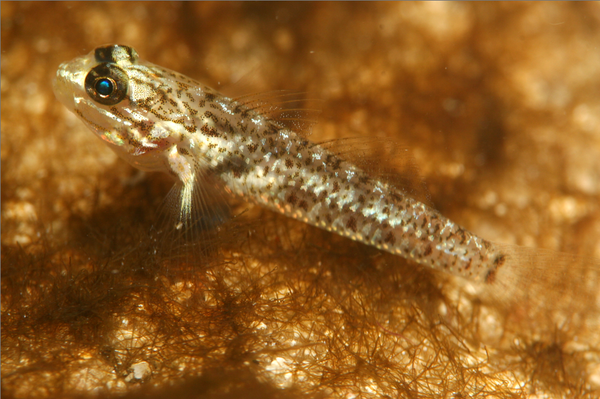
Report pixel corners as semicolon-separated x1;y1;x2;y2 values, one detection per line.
2;2;600;399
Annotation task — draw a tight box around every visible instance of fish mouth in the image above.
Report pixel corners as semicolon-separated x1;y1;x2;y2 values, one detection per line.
53;55;93;111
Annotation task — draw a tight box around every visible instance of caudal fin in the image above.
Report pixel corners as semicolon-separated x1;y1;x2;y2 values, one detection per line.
476;243;600;336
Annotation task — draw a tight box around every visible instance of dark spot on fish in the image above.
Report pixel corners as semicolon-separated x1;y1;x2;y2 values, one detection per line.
247;143;258;153
346;217;357;233
287;193;298;205
384;231;395;245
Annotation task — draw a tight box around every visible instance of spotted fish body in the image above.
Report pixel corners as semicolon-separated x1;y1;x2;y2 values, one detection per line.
53;44;507;282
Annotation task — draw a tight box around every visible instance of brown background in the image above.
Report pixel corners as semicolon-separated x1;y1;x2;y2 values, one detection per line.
2;2;600;398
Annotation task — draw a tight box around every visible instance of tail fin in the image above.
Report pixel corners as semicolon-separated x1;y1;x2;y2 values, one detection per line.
476;243;600;336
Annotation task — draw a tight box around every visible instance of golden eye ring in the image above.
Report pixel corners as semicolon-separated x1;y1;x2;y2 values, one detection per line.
84;63;128;105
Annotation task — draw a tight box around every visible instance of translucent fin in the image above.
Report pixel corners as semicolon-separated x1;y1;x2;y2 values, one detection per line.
318;137;434;208
232;90;322;136
151;168;233;273
217;64;266;97
475;243;600;336
172;172;230;234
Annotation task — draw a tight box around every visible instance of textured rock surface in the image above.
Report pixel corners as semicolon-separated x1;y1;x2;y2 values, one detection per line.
2;3;600;398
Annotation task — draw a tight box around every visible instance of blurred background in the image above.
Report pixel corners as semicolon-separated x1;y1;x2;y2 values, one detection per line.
2;2;600;398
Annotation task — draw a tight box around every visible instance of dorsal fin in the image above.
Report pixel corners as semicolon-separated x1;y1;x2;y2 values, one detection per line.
232;90;322;137
318;137;434;208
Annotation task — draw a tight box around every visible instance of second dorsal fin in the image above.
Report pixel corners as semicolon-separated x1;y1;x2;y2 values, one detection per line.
318;137;434;208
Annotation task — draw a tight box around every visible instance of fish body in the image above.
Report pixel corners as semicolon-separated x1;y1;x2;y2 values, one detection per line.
54;44;508;282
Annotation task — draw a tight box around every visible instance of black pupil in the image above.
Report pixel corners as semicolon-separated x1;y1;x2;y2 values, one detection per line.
95;78;114;96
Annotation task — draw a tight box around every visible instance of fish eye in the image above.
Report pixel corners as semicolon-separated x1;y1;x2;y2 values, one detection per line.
95;78;115;98
85;63;128;105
